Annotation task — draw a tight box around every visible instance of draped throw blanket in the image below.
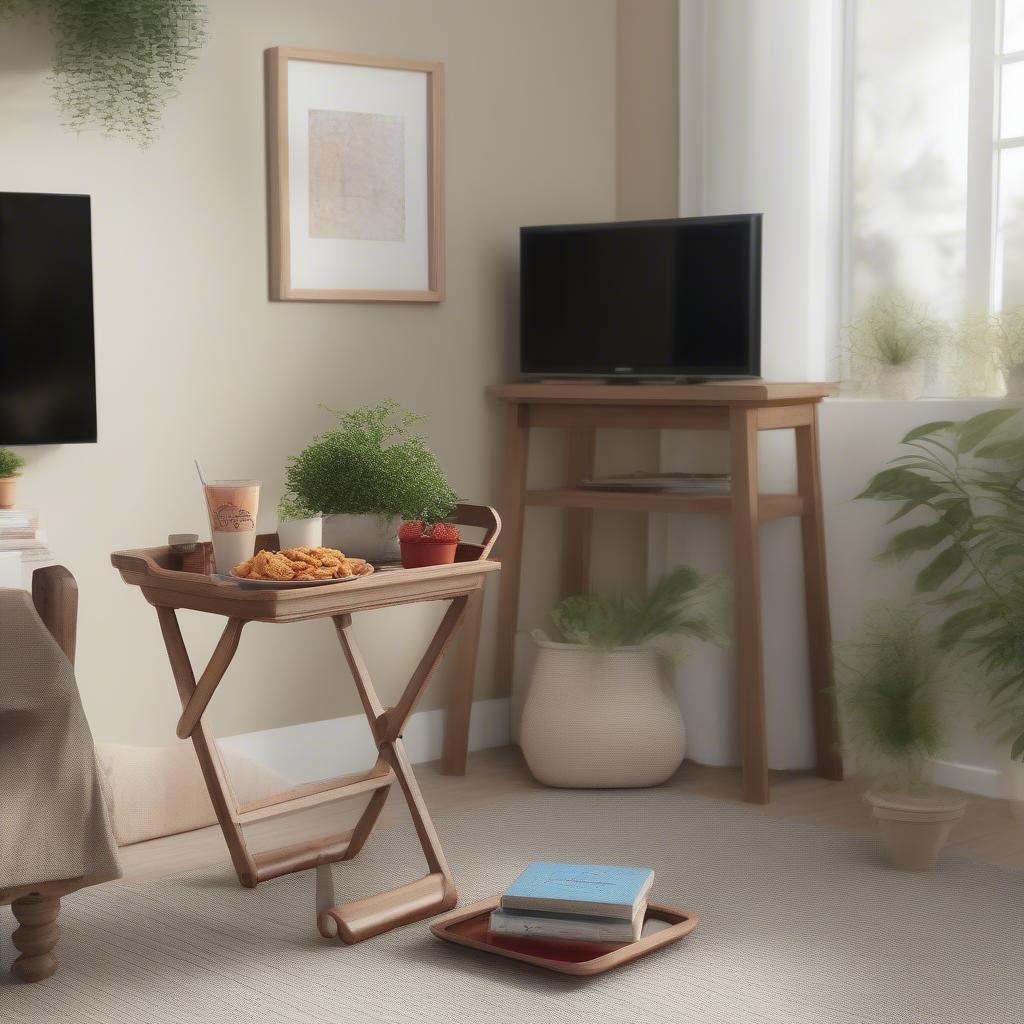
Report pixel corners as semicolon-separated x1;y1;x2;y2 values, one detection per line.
0;589;120;893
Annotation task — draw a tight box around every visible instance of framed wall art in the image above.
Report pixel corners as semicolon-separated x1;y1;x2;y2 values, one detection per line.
265;47;444;302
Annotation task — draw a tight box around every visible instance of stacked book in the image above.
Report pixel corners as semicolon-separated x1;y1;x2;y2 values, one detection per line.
580;471;730;495
0;508;51;563
489;862;654;945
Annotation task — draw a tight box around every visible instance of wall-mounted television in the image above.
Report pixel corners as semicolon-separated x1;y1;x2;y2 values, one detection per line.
0;192;97;444
519;214;762;380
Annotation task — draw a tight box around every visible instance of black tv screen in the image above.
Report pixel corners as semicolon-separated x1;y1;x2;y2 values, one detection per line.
520;215;761;378
0;192;97;444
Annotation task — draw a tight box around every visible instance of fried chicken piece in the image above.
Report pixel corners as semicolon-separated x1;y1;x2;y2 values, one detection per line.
231;545;370;582
248;549;296;581
282;547;319;566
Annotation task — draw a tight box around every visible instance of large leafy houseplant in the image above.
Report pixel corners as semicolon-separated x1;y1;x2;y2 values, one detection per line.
857;407;1024;759
283;401;458;523
0;0;206;144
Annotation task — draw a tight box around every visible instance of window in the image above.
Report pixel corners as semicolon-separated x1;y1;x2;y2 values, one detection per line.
995;0;1024;310
845;0;1024;392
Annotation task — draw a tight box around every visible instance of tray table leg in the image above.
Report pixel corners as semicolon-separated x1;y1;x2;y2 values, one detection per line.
155;607;258;885
317;611;462;943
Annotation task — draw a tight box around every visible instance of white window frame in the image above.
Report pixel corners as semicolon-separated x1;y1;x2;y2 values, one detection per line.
966;0;1023;314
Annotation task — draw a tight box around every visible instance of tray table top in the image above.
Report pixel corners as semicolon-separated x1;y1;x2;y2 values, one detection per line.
111;545;499;622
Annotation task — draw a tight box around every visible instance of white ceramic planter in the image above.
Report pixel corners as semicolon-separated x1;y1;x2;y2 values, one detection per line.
277;516;323;549
877;364;925;401
865;790;966;870
520;631;686;788
322;513;399;561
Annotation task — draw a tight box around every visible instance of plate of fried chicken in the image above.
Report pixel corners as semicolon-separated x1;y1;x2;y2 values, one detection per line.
223;546;374;588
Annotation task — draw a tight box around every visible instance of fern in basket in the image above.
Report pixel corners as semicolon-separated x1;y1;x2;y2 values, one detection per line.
551;567;729;652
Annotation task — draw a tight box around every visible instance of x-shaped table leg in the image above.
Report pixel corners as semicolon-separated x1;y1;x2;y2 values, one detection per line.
314;600;467;942
156;596;469;942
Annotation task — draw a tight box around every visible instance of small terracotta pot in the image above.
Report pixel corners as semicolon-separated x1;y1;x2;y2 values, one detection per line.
865;790;966;870
0;476;17;509
400;540;458;569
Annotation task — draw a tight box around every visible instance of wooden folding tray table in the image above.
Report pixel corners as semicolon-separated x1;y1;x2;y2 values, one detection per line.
111;504;500;943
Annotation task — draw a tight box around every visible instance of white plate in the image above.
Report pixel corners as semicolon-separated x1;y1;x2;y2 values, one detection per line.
215;573;366;590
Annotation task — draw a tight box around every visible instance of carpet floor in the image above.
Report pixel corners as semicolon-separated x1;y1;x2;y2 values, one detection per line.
2;787;1021;1023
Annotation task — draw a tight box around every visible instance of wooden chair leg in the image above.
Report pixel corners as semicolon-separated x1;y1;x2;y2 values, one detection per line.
796;408;843;780
730;407;769;804
10;894;60;983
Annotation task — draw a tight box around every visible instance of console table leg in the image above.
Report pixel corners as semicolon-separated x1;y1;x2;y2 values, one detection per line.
561;426;596;597
730;407;769;804
796;408;843;780
495;402;529;693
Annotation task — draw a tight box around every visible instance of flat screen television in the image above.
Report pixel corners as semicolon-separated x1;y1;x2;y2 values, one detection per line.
0;192;97;444
520;214;762;379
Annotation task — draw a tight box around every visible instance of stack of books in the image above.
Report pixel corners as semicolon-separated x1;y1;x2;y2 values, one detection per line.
580;471;730;495
489;862;654;945
0;508;51;564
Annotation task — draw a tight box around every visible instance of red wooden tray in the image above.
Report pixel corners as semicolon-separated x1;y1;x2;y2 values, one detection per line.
430;897;699;976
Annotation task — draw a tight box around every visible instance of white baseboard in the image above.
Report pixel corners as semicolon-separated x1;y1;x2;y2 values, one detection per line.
927;758;1001;799
218;698;511;785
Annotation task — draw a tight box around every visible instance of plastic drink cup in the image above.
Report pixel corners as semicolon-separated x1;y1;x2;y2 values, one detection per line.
204;479;260;574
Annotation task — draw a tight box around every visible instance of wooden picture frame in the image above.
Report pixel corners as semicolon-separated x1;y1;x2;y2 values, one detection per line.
265;47;445;302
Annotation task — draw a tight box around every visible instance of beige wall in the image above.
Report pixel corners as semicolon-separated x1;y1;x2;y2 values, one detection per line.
1;0;619;743
617;0;680;219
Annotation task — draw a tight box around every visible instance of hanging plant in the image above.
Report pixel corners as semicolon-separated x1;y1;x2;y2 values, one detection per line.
0;0;207;145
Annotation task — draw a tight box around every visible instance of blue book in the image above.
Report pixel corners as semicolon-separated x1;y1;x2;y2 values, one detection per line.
500;862;654;920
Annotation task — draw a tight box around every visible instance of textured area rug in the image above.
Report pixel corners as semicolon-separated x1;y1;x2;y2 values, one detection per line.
2;788;1021;1023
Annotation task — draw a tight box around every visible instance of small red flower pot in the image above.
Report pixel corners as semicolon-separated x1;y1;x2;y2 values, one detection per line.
400;539;458;569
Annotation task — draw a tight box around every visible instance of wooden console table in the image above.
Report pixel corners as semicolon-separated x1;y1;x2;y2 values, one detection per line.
111;504;499;942
489;381;842;804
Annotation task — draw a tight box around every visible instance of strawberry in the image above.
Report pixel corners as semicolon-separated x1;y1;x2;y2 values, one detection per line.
398;520;425;542
427;522;460;544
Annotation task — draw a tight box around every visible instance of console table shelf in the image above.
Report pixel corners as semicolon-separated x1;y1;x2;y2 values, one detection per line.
489;380;843;804
524;488;806;520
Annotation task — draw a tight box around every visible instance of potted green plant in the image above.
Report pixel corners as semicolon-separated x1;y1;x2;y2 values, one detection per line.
284;401;458;561
954;307;1024;398
857;408;1024;816
276;495;323;550
397;519;461;568
837;607;964;870
0;0;207;145
0;448;26;508
520;568;727;789
843;293;945;400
